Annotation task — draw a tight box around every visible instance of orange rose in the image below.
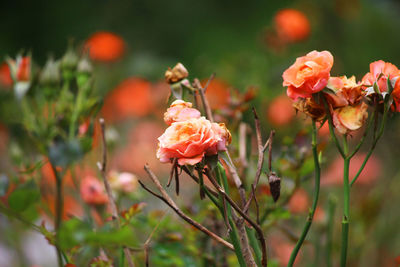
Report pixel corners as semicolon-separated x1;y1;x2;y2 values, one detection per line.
157;117;230;165
164;100;201;125
332;102;368;134
362;60;400;112
362;60;400;92
84;31;125;62
274;9;310;43
283;50;334;100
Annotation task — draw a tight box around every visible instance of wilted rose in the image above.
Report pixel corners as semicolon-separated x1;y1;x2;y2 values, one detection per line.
326;75;365;107
165;63;189;84
332;102;368;134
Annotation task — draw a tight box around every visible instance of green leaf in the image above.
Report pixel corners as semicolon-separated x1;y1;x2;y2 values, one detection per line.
8;181;40;212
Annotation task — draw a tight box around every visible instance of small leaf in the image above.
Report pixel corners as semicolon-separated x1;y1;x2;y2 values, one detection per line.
8;182;40;212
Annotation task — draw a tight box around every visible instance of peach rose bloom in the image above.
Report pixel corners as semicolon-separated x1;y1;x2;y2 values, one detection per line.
108;171;138;194
332;102;368;134
283;50;334;100
157;117;230;165
164;100;201;125
362;60;400;93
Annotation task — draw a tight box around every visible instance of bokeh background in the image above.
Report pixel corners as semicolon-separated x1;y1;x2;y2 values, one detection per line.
1;0;400;266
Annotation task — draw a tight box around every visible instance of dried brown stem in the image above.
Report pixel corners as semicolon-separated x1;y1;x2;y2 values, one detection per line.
204;168;267;267
142;164;234;251
194;78;214;122
98;118;135;267
239;122;249;176
181;166;219;198
243;108;274;213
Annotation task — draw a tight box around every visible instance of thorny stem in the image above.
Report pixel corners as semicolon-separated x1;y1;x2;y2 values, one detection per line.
288;119;321;266
98;118;135;267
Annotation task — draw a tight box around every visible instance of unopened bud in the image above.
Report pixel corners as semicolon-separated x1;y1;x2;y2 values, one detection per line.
165;63;188;84
61;46;79;71
40;57;60;85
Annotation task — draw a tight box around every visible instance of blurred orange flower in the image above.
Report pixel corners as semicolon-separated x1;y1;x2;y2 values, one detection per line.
267;94;295;126
102;78;153;122
84;31;125;62
80;176;108;206
0;63;12;87
288;188;309;214
322;154;381;186
202;79;231;110
275;9;310;43
283;50;334;100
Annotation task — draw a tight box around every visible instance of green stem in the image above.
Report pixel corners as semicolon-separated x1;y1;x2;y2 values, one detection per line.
288;119;321;266
341;135;350;267
350;103;389;186
348;108;376;159
215;163;247;267
246;227;262;267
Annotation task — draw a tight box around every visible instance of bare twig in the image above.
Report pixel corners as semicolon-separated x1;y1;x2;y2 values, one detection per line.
142;164;234;251
193;77;214;122
238;122;249;176
243;108;274;213
181;165;219;198
204;168;267;267
98;118;135;267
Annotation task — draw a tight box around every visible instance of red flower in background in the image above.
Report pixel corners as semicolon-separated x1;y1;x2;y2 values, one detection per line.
322;154;381;186
84;31;125;62
102;78;154;122
267;94;295;126
0;63;12;87
80;176;108;206
275;9;310;43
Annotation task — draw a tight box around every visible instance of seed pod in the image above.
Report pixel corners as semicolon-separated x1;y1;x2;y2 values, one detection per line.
268;171;281;202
